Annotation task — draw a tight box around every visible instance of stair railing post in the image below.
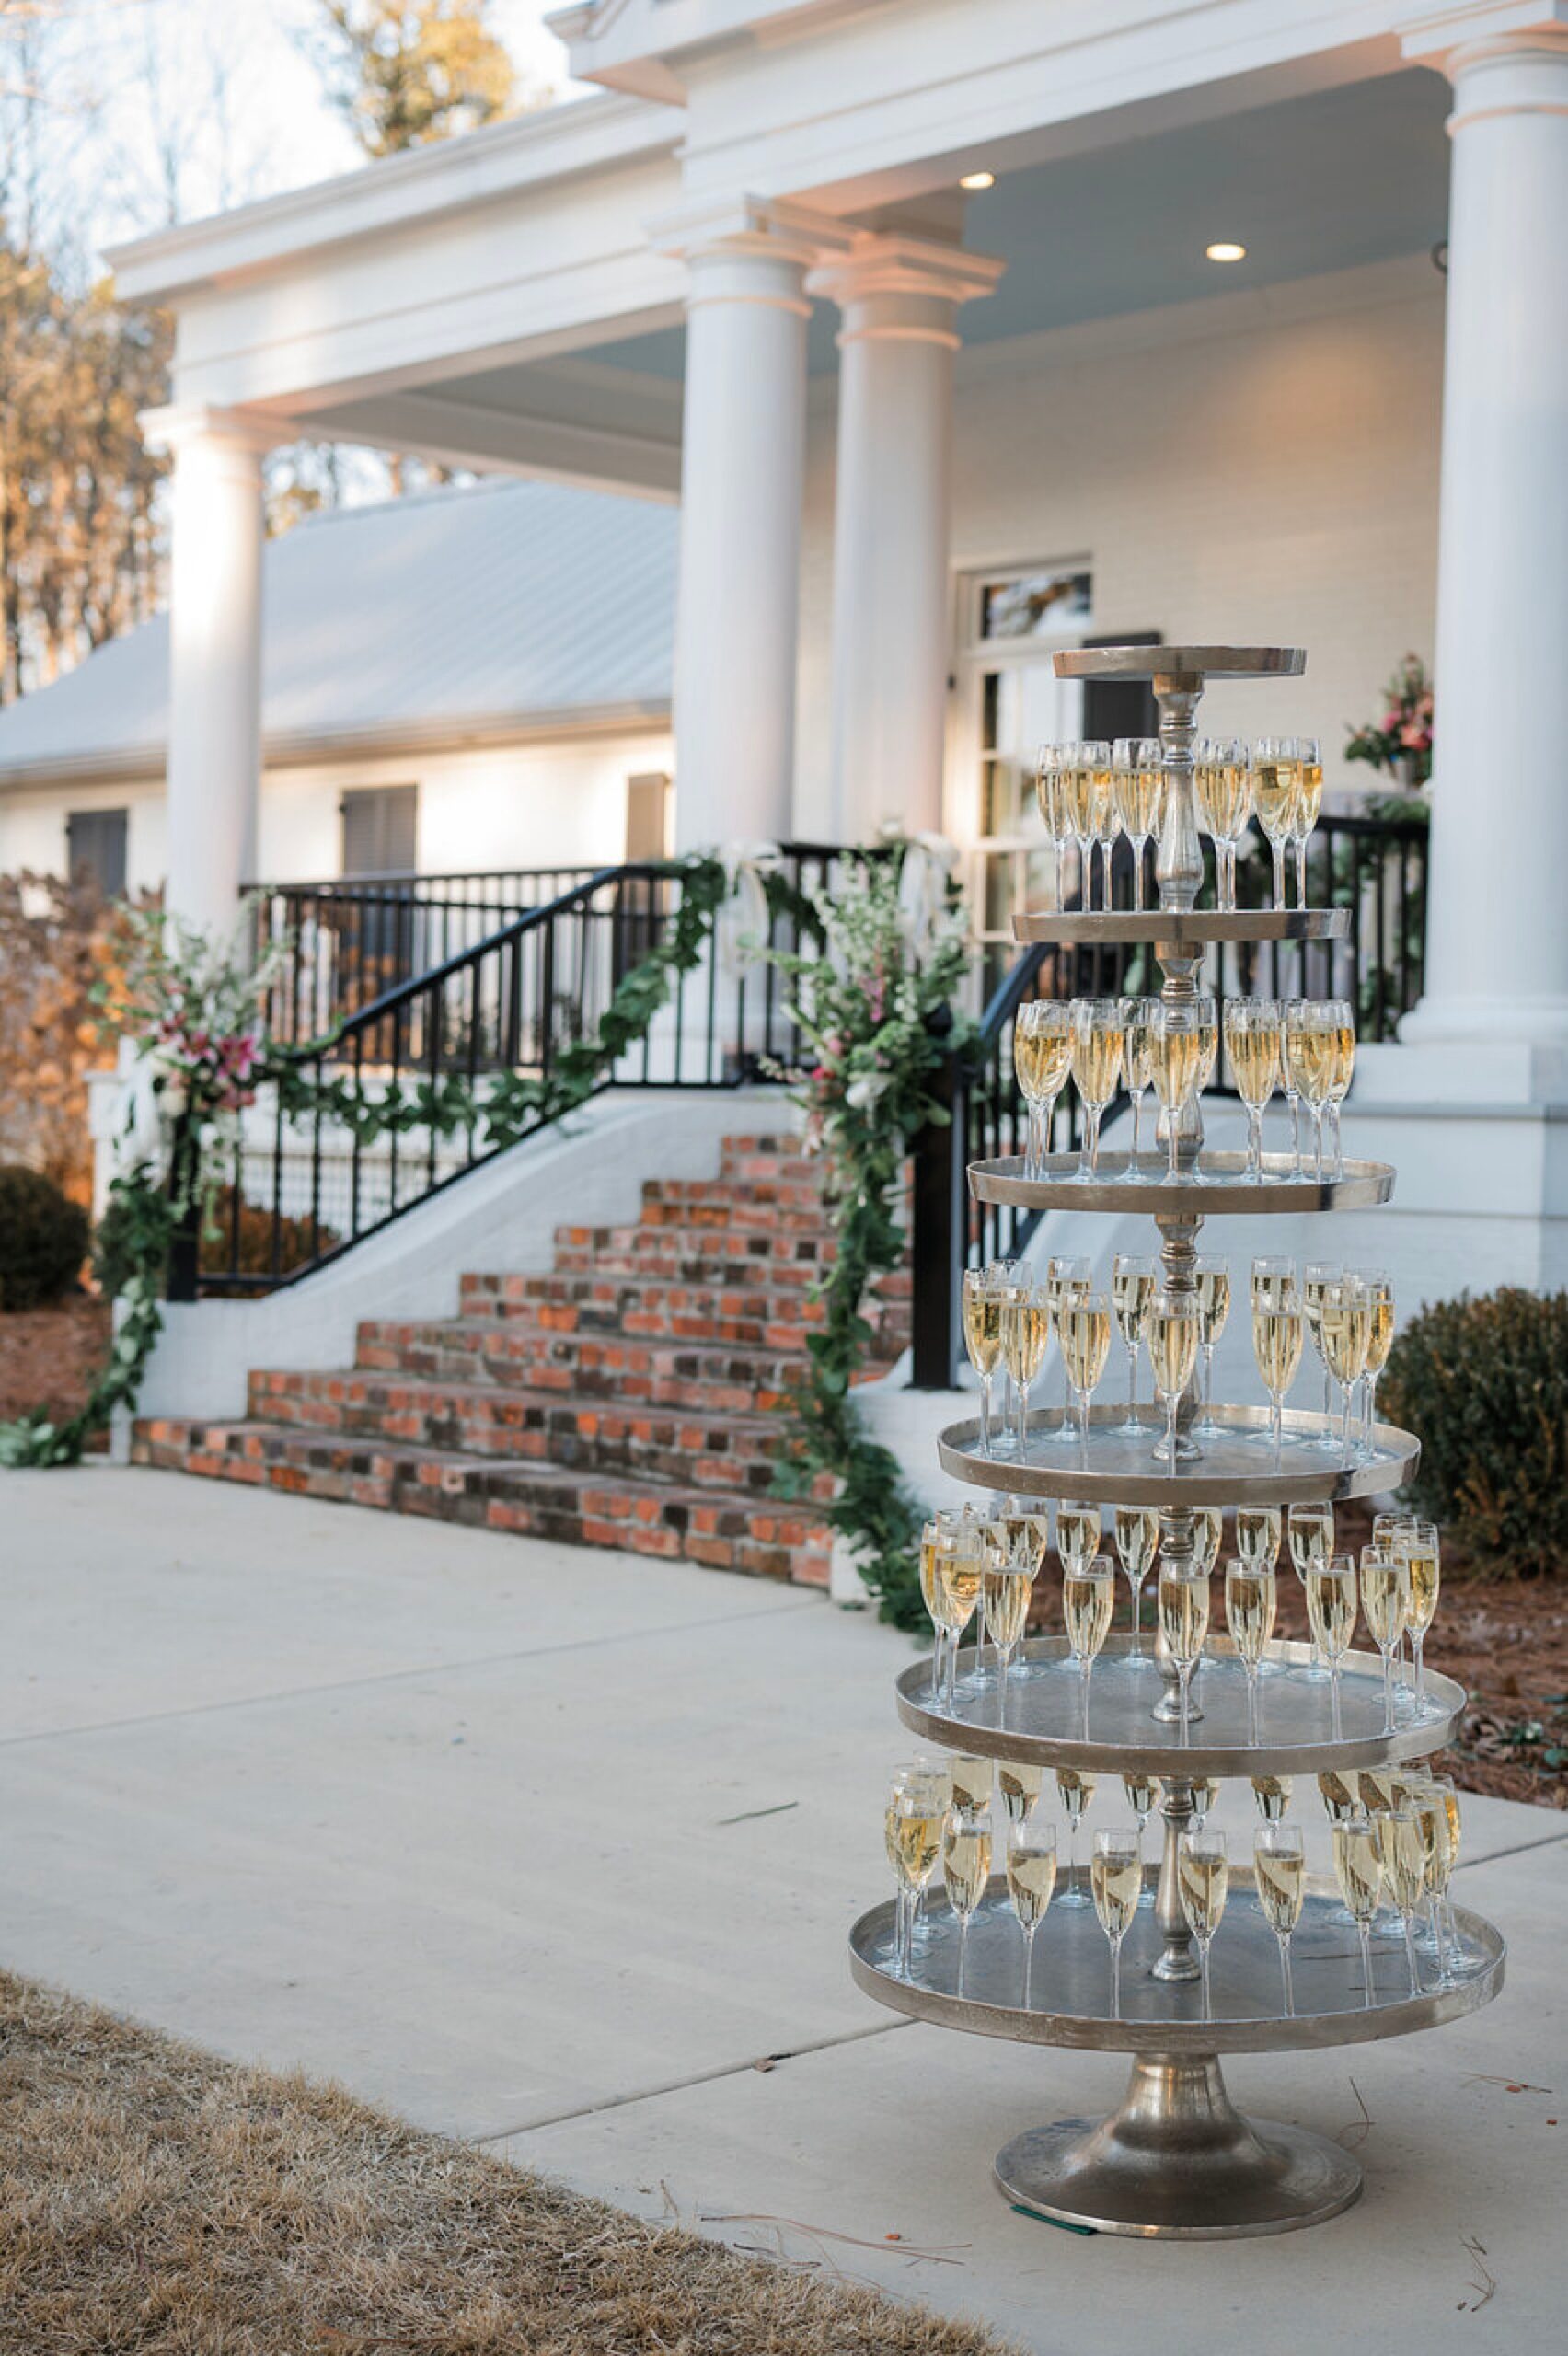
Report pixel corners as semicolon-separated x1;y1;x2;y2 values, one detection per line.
166;1111;201;1304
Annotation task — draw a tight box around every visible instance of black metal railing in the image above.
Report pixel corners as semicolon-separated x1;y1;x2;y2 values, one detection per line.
909;806;1430;1382
192;845;870;1296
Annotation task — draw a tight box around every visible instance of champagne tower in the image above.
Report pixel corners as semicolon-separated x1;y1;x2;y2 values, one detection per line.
847;647;1505;2238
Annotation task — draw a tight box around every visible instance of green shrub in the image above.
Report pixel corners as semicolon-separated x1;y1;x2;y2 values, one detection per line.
0;1165;89;1311
1380;1287;1568;1579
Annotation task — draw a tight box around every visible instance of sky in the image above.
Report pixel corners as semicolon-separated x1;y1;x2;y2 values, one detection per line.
9;0;587;267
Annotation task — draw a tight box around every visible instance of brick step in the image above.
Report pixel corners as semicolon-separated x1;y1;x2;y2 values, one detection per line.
456;1269;910;1351
246;1369;824;1496
639;1176;830;1219
353;1317;822;1413
131;1419;833;1583
551;1224;831;1283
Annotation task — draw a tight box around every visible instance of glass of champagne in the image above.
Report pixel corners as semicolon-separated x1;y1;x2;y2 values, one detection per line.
1034;744;1073;910
1424;1774;1481;1976
1286;1501;1334;1673
1058;1287;1113;1462
1254;1821;1307;2015
1146;1287;1199;1472
1308;1552;1357;1740
1325;996;1355;1178
1252;737;1297;909
1279;996;1308;1176
998;1758;1044;1825
1396;1519;1441;1717
1251;1774;1293;1822
1064;1551;1114;1736
1112;1252;1157;1435
889;1778;945;1981
1058;743;1097;912
1251;1270;1304;1464
1360;1545;1409;1733
1007;1819;1057;2008
1374;1806;1429;1997
1113;1504;1160;1657
1091;1823;1144;2019
1123;995;1161;1179
982;1542;1033;1729
1192;1503;1224;1577
1302;1260;1342;1451
919;1510;960;1700
1188;1774;1219;1831
1196;736;1252;911
1090;742;1118;912
1000;1280;1050;1462
962;1266;1005;1459
1055;1766;1097;1909
1235;1503;1281;1567
1014;999;1074;1181
1194;989;1219;1100
934;1518;984;1712
1122;737;1167;911
1333;1817;1383;2005
1360;1270;1395;1454
1226;1556;1276;1744
1289;736;1323;908
1319;1274;1371;1466
1409;1780;1457;1986
1193;1256;1230;1438
1070;997;1124;1180
1282;1000;1325;1179
951;1751;996;1823
1225;997;1283;1181
942;1808;992;1997
1150;1000;1203;1186
1158;1561;1209;1744
1055;1496;1100;1578
1178;1828;1228;2022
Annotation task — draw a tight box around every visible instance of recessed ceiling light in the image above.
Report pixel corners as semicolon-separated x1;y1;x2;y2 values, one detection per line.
961;171;996;191
1205;241;1247;262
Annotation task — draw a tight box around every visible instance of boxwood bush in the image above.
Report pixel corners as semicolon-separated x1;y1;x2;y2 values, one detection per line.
1380;1286;1568;1579
0;1165;89;1311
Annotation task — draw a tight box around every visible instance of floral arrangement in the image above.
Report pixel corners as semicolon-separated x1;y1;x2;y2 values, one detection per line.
108;904;287;1120
1344;653;1434;789
762;844;974;1627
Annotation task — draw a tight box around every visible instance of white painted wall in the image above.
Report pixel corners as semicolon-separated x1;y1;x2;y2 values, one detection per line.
794;255;1444;840
0;725;673;888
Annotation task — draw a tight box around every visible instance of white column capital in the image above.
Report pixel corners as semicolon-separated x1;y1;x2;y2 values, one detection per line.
140;402;277;464
651;193;855;318
1401;2;1568;77
807;234;1005;350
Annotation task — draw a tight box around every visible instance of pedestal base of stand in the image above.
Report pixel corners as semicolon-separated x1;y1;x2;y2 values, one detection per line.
994;2054;1362;2239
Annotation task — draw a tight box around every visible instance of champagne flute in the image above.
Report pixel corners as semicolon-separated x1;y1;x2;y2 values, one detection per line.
1360;1270;1395;1455
889;1778;945;1980
1325;996;1355;1179
1195;736;1251;911
1058;744;1098;913
1424;1773;1480;1976
1090;741;1118;912
1253;737;1297;909
1058;1288;1113;1461
1409;1780;1456;1986
1113;737;1165;912
1113;1504;1160;1658
1333;1817;1383;2005
1112;1252;1156;1434
1091;1823;1143;2019
1225;997;1282;1181
934;1519;984;1712
1014;999;1073;1181
1302;1260;1343;1450
1192;1503;1224;1577
1122;996;1161;1179
1294;1001;1339;1180
1070;998;1124;1180
1254;1821;1307;2016
962;1266;1004;1460
1055;1766;1097;1909
1188;1774;1219;1832
1290;736;1323;908
919;1510;960;1701
1150;1000;1202;1186
1177;1828;1228;2023
1308;1552;1357;1740
982;1542;1033;1729
1319;1274;1372;1466
951;1751;996;1822
1396;1519;1441;1717
1146;1287;1199;1472
997;1758;1044;1825
1251;1774;1293;1822
1225;1556;1275;1743
1063;1552;1114;1736
1374;1805;1428;1997
1360;1545;1410;1733
942;1809;992;1997
1280;996;1307;1175
1235;1504;1281;1567
1251;1272;1304;1464
1055;1496;1100;1578
1000;1279;1050;1462
1286;1501;1334;1673
1158;1561;1208;1743
1034;744;1073;911
1194;989;1219;1100
1193;1256;1230;1438
1007;1819;1057;2008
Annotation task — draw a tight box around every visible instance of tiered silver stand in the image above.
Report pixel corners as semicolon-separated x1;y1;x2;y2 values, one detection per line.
847;647;1505;2238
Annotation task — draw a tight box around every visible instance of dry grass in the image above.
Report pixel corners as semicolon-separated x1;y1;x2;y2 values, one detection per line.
0;1972;1019;2356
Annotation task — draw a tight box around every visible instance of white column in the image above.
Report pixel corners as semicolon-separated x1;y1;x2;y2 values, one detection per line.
809;237;1003;847
658;200;850;853
144;405;271;938
1399;15;1568;1045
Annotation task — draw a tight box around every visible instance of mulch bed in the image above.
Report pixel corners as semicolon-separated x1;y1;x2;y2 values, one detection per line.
0;1972;1018;2356
0;1298;110;1427
1024;1496;1568;1812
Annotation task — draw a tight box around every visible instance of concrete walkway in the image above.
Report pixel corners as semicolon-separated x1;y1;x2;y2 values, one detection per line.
2;1468;1560;2351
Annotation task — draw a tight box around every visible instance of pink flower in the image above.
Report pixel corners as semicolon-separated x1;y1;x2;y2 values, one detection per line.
1398;721;1426;749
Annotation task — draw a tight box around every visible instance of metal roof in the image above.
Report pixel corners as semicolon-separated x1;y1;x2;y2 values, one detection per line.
0;476;677;786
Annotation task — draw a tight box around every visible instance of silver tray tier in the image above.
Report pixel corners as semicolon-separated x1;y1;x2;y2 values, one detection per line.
1054;644;1306;685
938;1403;1420;1507
1011;906;1348;947
894;1634;1463;1776
968;1149;1393;1217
